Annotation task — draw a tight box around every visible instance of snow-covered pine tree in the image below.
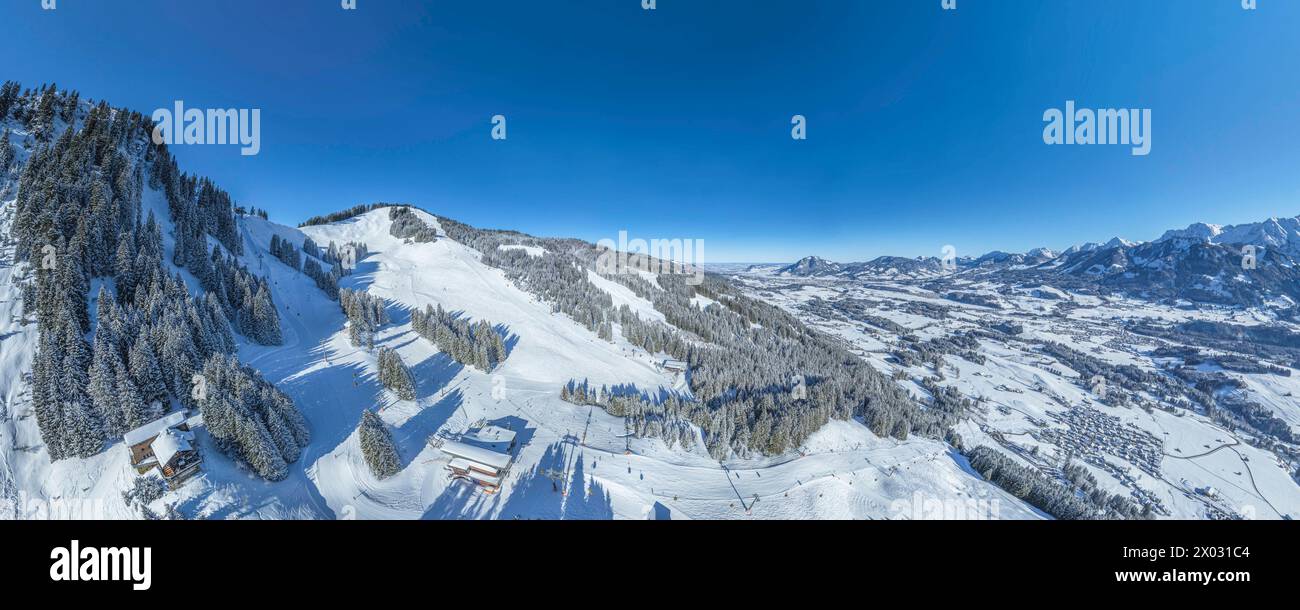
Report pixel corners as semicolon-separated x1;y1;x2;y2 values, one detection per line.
5;84;309;463
302;236;320;260
356;408;400;481
357;410;401;479
113;232;137;301
129;335;169;408
253;285;282;345
88;319;125;437
196;354;309;481
376;347;416;401
0;128;13;174
0;81;20;120
31;86;56;141
59;90;78;124
59;322;103;458
115;363;149;431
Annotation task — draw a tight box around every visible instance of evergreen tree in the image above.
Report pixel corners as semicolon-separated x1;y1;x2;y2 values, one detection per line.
58;322;103;458
88;322;124;436
0;81;20;120
113;232;136;301
32;86;57;140
129;335;168;409
115;363;149;431
0;128;13;174
196;355;308;482
358;410;401;479
376;348;416;401
251;285;282;345
409;304;508;372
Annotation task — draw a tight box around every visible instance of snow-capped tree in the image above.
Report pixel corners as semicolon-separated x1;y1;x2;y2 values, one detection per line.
197;354;310;482
358;410;401;479
376;348;416;401
409;304;508;372
0;128;13;174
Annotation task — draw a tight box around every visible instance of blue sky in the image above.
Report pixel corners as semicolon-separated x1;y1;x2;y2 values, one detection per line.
3;0;1298;262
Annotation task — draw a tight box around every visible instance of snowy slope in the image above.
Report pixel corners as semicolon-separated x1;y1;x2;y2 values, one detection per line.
2;175;1040;520
279;209;1036;520
0;91;1123;520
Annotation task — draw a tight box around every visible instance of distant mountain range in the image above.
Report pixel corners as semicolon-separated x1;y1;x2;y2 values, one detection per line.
760;215;1300;306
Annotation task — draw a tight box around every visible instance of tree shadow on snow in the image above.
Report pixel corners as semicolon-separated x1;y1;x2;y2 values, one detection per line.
495;442;614;520
391;388;463;470
407;351;464;401
338;257;382;294
561;451;614;520
493;323;520;359
384;300;413;329
497;442;568;520
277;360;376;466
488;415;535;455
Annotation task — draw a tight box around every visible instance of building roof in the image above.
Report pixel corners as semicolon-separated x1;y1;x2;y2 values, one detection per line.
123;411;189;446
152;427;192;467
446;457;503;485
463;425;516;450
439;439;512;471
661;359;688;369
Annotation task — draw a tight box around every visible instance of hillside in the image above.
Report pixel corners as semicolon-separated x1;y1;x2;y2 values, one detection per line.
0;83;1035;520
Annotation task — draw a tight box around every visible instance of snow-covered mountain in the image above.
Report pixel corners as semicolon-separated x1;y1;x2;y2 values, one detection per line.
764;214;1300;306
1025;247;1058;264
3;82;1295;522
1;84;1042;521
843;256;949;279
1;199;1035;519
1158;216;1300;258
776;256;841;277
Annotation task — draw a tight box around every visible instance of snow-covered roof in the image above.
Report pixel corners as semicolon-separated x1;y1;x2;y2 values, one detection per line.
439;439;512;471
463;425;516;448
447;459;504;486
123;411;189;446
151;427;192;467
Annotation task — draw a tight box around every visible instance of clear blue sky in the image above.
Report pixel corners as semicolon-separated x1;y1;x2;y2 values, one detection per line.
3;0;1297;262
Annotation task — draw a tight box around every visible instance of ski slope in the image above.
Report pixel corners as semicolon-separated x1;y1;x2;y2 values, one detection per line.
2;197;1041;519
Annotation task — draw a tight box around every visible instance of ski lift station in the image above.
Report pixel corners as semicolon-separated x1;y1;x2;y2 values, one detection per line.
438;424;519;494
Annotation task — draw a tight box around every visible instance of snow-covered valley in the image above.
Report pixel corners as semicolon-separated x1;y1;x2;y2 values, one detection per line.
725;268;1300;520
